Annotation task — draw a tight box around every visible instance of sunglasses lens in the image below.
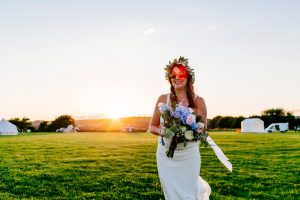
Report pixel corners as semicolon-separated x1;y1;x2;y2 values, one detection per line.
171;66;188;80
171;73;187;79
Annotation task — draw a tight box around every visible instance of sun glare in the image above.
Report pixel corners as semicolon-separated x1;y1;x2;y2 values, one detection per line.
107;112;123;120
103;103;130;120
84;96;133;120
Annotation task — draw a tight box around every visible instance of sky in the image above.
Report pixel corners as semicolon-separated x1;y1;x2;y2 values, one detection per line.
0;0;300;121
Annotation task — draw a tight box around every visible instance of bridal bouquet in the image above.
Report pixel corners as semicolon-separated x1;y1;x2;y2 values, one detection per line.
159;102;209;158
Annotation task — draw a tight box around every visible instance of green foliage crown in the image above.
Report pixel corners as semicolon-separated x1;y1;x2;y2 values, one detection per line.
164;56;195;83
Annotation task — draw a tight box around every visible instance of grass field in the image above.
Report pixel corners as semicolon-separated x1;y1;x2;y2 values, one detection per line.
0;132;299;200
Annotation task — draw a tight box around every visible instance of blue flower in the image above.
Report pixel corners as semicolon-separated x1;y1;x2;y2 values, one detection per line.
174;104;190;123
158;103;170;114
191;122;200;131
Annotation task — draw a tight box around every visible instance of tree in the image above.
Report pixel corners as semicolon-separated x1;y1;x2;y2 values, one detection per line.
207;108;299;130
9;117;32;132
218;116;234;128
208;116;222;129
208;115;245;129
48;115;75;132
261;108;298;129
38;121;49;132
232;116;245;128
261;108;286;117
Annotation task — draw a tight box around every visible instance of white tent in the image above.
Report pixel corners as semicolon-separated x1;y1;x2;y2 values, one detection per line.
0;119;19;135
241;118;265;133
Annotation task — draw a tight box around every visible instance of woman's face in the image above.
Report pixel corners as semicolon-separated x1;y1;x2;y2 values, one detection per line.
170;66;187;90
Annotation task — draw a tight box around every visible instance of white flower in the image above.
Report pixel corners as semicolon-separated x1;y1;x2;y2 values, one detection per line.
188;108;193;113
180;126;187;133
184;130;194;140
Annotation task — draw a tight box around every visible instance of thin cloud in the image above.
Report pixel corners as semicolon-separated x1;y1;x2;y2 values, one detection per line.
121;23;155;36
143;27;155;36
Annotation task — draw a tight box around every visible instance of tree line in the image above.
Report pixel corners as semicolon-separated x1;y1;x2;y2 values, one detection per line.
208;108;300;129
9;115;75;132
9;108;300;132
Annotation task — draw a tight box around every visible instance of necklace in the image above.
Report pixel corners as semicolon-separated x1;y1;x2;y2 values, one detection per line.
172;93;187;105
177;96;190;107
176;95;186;102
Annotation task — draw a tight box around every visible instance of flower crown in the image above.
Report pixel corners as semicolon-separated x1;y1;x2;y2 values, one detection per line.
164;56;195;83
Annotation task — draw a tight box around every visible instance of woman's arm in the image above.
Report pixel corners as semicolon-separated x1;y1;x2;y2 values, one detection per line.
149;95;165;136
195;96;207;132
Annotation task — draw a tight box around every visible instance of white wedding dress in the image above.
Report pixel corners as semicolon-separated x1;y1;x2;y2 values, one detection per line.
156;94;211;200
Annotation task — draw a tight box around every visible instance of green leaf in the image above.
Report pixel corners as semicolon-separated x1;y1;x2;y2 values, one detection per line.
196;115;202;122
165;128;174;138
204;141;209;148
170;125;177;133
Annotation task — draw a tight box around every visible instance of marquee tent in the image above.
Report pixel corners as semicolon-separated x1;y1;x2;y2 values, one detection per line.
0;119;19;135
241;118;265;133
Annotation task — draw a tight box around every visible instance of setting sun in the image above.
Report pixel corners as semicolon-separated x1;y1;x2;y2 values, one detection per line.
106;112;123;120
103;100;132;119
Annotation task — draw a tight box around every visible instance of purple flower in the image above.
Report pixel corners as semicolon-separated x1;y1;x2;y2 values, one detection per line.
186;114;196;125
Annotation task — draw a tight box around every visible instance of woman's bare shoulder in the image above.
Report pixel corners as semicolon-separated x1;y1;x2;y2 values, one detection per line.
194;95;207;117
195;96;206;107
157;93;169;103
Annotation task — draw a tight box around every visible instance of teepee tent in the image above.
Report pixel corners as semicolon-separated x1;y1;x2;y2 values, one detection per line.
241;118;265;133
0;119;19;135
64;125;78;133
64;125;74;133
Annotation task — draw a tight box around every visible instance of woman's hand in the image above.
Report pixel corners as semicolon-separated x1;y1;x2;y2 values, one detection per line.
159;127;165;137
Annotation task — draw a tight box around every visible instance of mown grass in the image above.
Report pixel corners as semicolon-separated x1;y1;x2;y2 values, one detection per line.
0;132;299;199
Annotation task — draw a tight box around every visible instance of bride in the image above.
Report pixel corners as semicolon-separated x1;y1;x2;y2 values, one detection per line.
149;57;211;200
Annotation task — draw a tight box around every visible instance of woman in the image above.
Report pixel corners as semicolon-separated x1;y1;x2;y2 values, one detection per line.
149;57;211;200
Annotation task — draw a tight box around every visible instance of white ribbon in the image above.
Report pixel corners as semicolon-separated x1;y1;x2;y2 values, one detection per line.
206;136;232;172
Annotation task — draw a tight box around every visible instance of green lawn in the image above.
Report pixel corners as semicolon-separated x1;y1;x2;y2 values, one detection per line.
0;132;299;199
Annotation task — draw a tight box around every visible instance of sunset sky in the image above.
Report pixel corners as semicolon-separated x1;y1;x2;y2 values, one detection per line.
1;0;300;120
